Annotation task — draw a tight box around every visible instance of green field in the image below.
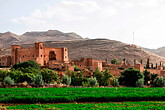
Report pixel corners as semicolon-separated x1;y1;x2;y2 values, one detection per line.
4;101;165;110
0;88;165;103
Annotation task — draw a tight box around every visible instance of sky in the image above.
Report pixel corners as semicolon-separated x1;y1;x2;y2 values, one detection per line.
1;0;165;49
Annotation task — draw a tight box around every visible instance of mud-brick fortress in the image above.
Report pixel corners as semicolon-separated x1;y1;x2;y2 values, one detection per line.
11;42;69;70
0;42;165;77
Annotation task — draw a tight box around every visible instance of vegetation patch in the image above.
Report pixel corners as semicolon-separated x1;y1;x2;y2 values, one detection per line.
0;88;164;103
5;101;165;110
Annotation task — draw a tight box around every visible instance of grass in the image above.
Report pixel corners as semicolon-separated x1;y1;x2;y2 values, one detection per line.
0;87;165;103
5;101;165;110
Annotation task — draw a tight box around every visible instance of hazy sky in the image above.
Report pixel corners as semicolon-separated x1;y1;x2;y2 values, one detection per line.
1;0;165;49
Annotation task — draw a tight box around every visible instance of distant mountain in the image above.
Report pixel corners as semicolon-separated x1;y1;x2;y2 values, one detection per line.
20;30;83;43
0;32;20;47
143;47;165;58
0;30;83;48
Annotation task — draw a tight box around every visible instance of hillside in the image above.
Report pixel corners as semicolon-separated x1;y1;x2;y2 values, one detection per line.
21;39;165;65
143;47;165;58
1;30;165;65
0;32;20;47
0;30;83;48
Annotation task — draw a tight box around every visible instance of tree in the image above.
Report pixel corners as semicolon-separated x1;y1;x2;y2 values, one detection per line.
41;68;58;83
136;78;144;87
133;59;136;65
4;76;14;86
123;58;126;64
140;59;143;64
93;68;112;86
151;63;154;69
146;58;150;69
88;77;97;87
151;73;158;85
143;70;151;85
119;68;144;87
153;76;165;87
34;75;44;87
111;58;119;64
11;60;41;71
112;78;119;87
61;74;71;85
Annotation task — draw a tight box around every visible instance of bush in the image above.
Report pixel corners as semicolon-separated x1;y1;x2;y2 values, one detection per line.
34;75;44;86
88;77;97;87
118;67;124;70
41;68;59;83
112;78;119;87
0;70;8;82
61;75;71;85
153;76;165;87
4;76;14;86
74;66;81;71
119;68;144;87
136;78;144;87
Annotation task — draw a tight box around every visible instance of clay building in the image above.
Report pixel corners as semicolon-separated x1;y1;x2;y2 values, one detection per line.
72;58;104;71
0;55;11;67
11;42;69;69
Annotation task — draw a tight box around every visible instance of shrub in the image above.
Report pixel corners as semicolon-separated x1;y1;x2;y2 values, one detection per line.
112;78;119;87
61;75;71;85
4;76;14;86
136;78;144;87
119;68;144;87
88;77;97;87
74;66;81;71
33;75;44;86
111;59;119;64
41;68;58;83
118;67;124;70
153;76;165;87
0;70;8;82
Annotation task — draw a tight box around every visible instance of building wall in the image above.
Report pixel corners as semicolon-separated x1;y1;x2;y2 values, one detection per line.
11;42;69;67
0;56;11;67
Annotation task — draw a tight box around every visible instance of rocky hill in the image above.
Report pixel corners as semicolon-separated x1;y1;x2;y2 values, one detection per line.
0;30;83;48
20;30;83;44
21;39;165;65
1;30;165;65
0;32;20;47
143;47;165;58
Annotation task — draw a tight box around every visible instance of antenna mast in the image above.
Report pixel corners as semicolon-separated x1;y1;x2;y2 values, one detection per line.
133;32;135;44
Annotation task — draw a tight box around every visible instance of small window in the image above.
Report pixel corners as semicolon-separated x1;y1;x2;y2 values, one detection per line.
36;55;38;57
41;55;42;57
80;65;81;67
40;47;42;49
23;56;24;58
65;56;67;58
65;49;67;51
33;55;34;57
44;55;45;57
